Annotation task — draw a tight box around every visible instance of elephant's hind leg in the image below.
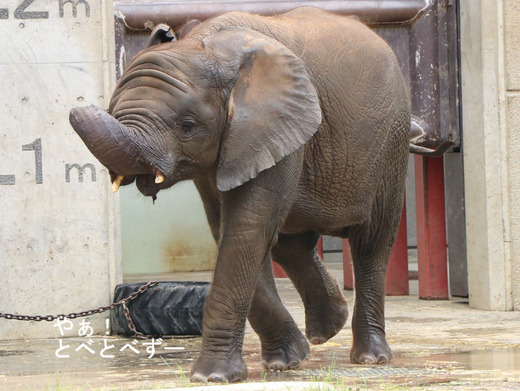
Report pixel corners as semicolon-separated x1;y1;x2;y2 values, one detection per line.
248;257;310;371
347;187;404;365
272;232;349;345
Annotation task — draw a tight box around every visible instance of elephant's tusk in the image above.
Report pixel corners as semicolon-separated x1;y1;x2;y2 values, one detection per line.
155;173;165;184
112;175;125;193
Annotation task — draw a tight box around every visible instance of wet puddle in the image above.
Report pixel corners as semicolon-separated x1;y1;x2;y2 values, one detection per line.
244;347;520;389
420;347;520;371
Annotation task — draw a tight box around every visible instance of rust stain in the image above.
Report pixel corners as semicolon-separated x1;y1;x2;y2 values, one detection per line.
162;234;217;272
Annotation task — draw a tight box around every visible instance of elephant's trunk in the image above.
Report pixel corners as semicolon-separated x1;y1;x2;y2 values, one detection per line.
69;105;153;176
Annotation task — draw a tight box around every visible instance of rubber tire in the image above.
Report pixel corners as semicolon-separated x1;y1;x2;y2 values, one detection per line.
110;281;209;336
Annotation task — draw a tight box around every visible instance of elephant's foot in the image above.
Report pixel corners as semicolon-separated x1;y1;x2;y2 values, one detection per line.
350;333;392;364
190;352;247;383
305;287;349;345
261;327;310;371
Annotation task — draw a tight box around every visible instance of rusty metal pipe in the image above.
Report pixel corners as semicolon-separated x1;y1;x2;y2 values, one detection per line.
115;0;433;30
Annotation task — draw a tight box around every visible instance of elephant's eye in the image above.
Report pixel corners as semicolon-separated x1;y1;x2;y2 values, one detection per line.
180;119;196;135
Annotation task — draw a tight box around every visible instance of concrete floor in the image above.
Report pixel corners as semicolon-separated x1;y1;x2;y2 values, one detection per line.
1;262;520;390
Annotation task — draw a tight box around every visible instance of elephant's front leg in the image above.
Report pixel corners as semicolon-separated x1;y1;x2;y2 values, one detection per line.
190;161;299;383
189;234;256;383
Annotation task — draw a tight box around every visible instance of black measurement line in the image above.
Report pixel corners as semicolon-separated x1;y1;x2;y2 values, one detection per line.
0;175;15;185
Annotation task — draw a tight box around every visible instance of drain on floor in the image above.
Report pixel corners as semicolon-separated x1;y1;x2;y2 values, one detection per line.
0;350;34;357
301;366;446;378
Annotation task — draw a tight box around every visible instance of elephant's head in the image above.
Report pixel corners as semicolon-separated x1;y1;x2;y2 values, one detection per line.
70;26;322;198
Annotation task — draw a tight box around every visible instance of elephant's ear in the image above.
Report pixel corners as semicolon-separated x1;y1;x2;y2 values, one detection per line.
146;23;176;48
203;28;322;192
176;19;201;39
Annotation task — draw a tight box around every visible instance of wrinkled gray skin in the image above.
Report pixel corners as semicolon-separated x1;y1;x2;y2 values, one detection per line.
70;8;410;383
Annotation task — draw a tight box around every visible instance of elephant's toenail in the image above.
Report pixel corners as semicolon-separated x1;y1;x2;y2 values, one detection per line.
360;355;376;364
208;374;227;383
268;360;286;371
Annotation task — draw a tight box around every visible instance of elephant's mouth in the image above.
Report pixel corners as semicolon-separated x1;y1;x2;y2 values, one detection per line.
136;173;163;198
110;171;169;200
111;165;193;201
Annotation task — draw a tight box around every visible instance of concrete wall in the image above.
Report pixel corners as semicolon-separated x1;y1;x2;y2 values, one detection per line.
461;0;519;310
505;0;520;311
0;0;119;338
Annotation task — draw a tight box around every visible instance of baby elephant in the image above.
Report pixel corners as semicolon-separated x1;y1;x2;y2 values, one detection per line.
70;7;412;382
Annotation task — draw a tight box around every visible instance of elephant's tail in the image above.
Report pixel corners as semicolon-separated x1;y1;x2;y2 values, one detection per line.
409;115;454;157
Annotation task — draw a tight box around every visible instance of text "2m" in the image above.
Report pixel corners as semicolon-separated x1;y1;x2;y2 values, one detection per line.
0;0;90;20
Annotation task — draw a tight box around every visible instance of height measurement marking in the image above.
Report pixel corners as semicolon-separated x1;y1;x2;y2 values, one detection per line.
15;0;48;19
0;175;15;185
0;0;90;20
1;138;97;185
59;0;90;18
22;138;43;184
65;163;96;183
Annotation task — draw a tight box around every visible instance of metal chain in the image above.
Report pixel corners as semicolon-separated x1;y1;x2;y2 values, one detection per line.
122;301;145;339
0;281;158;338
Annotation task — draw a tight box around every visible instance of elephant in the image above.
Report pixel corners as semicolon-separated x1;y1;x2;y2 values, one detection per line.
70;7;417;383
